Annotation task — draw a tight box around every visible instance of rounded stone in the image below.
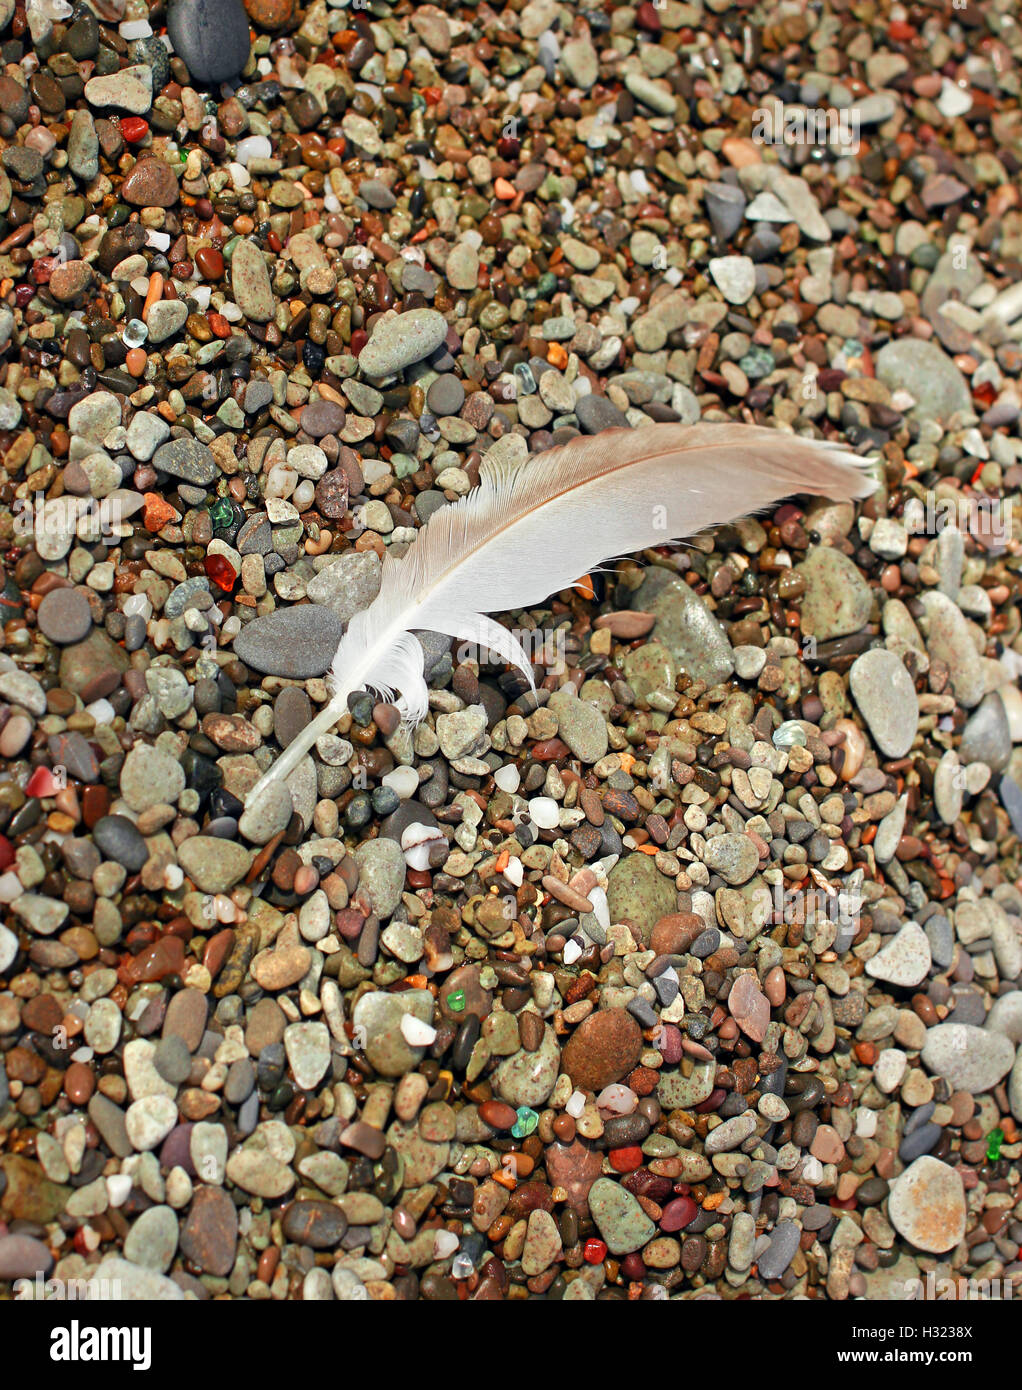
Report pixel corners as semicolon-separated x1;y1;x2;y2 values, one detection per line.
920;1023;1015;1093
887;1156;966;1253
560;1009;642;1093
167;0;251;84
849;648;918;757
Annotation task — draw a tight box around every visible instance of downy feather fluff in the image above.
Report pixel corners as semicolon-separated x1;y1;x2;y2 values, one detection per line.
245;422;876;803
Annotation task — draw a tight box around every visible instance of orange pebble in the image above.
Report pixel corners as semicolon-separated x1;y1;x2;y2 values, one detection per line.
494;177;516;200
546;342;568;368
233;215;254;234
207;313;232;339
143;492;179;532
141;271;163;322
125;347;147;376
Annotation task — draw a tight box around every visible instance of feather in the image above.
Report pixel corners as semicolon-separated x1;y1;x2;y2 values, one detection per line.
245;422;876;803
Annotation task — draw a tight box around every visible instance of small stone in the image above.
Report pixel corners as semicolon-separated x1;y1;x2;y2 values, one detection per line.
120;743;185;811
123;1205;178;1273
588;1177;656;1255
874;339;971;421
358;309;448;377
865;922;932;987
797;546;873;641
560;1010;642;1092
284;1021;331;1090
607;852;676;943
85;66;153;115
37;588;93;644
849;649;918;757
887;1156;966;1253
179;1186;237;1274
306;551;382;623
728;972;770;1042
702;834;759;886
234;605;343;678
920;1023;1015;1092
177;836;252;893
231;238;275;323
353;837;406;918
121;158;179;207
167;0;251;84
709;255;756;305
153;436;217;486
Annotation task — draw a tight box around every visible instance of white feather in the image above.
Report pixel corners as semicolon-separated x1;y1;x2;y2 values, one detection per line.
245;422;876;802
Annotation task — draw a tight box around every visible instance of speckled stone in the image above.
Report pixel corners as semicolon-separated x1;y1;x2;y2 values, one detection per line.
797;546;873;641
606;852;676;943
920;1023;1015;1092
491;1024;560;1108
865;922;932;988
849;648;918;757
351;990;434;1077
887;1156;966;1253
588;1177;656;1255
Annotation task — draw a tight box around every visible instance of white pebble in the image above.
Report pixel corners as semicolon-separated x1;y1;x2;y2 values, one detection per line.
528;796;559;829
562;937;583;965
855;1107;878;1138
119;19;152;37
400;1015;437;1047
401;823;447;872
566;1090;586;1118
106;1174;133;1207
433;1230;460;1259
85;698;116;724
145;230;170;252
494;764;520;794
503;856;523;888
382;766;419;800
228;162;251;189
235;135;272;166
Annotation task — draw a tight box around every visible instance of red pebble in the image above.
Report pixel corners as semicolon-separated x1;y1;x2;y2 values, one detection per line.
26;767;61;798
204;553;236;592
636;1;662;33
660;1196;698;1232
620;1252;646;1280
0;834;13;870
887;20;916;40
583;1238;607;1265
120;117;149;142
609;1145;643;1173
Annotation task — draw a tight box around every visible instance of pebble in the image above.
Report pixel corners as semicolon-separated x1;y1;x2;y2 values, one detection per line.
560;1009;642;1092
588;1177;656;1255
84;66;153;115
865;922;932;988
233;605;344;678
874;339;972;421
230;238;275;323
920;1024;1015;1093
798;546;873;640
358;309;448;377
849;648;918;757
167;0;251;83
887;1157;967;1253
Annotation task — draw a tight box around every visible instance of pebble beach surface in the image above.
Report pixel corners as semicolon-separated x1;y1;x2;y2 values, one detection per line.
0;0;1021;1306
